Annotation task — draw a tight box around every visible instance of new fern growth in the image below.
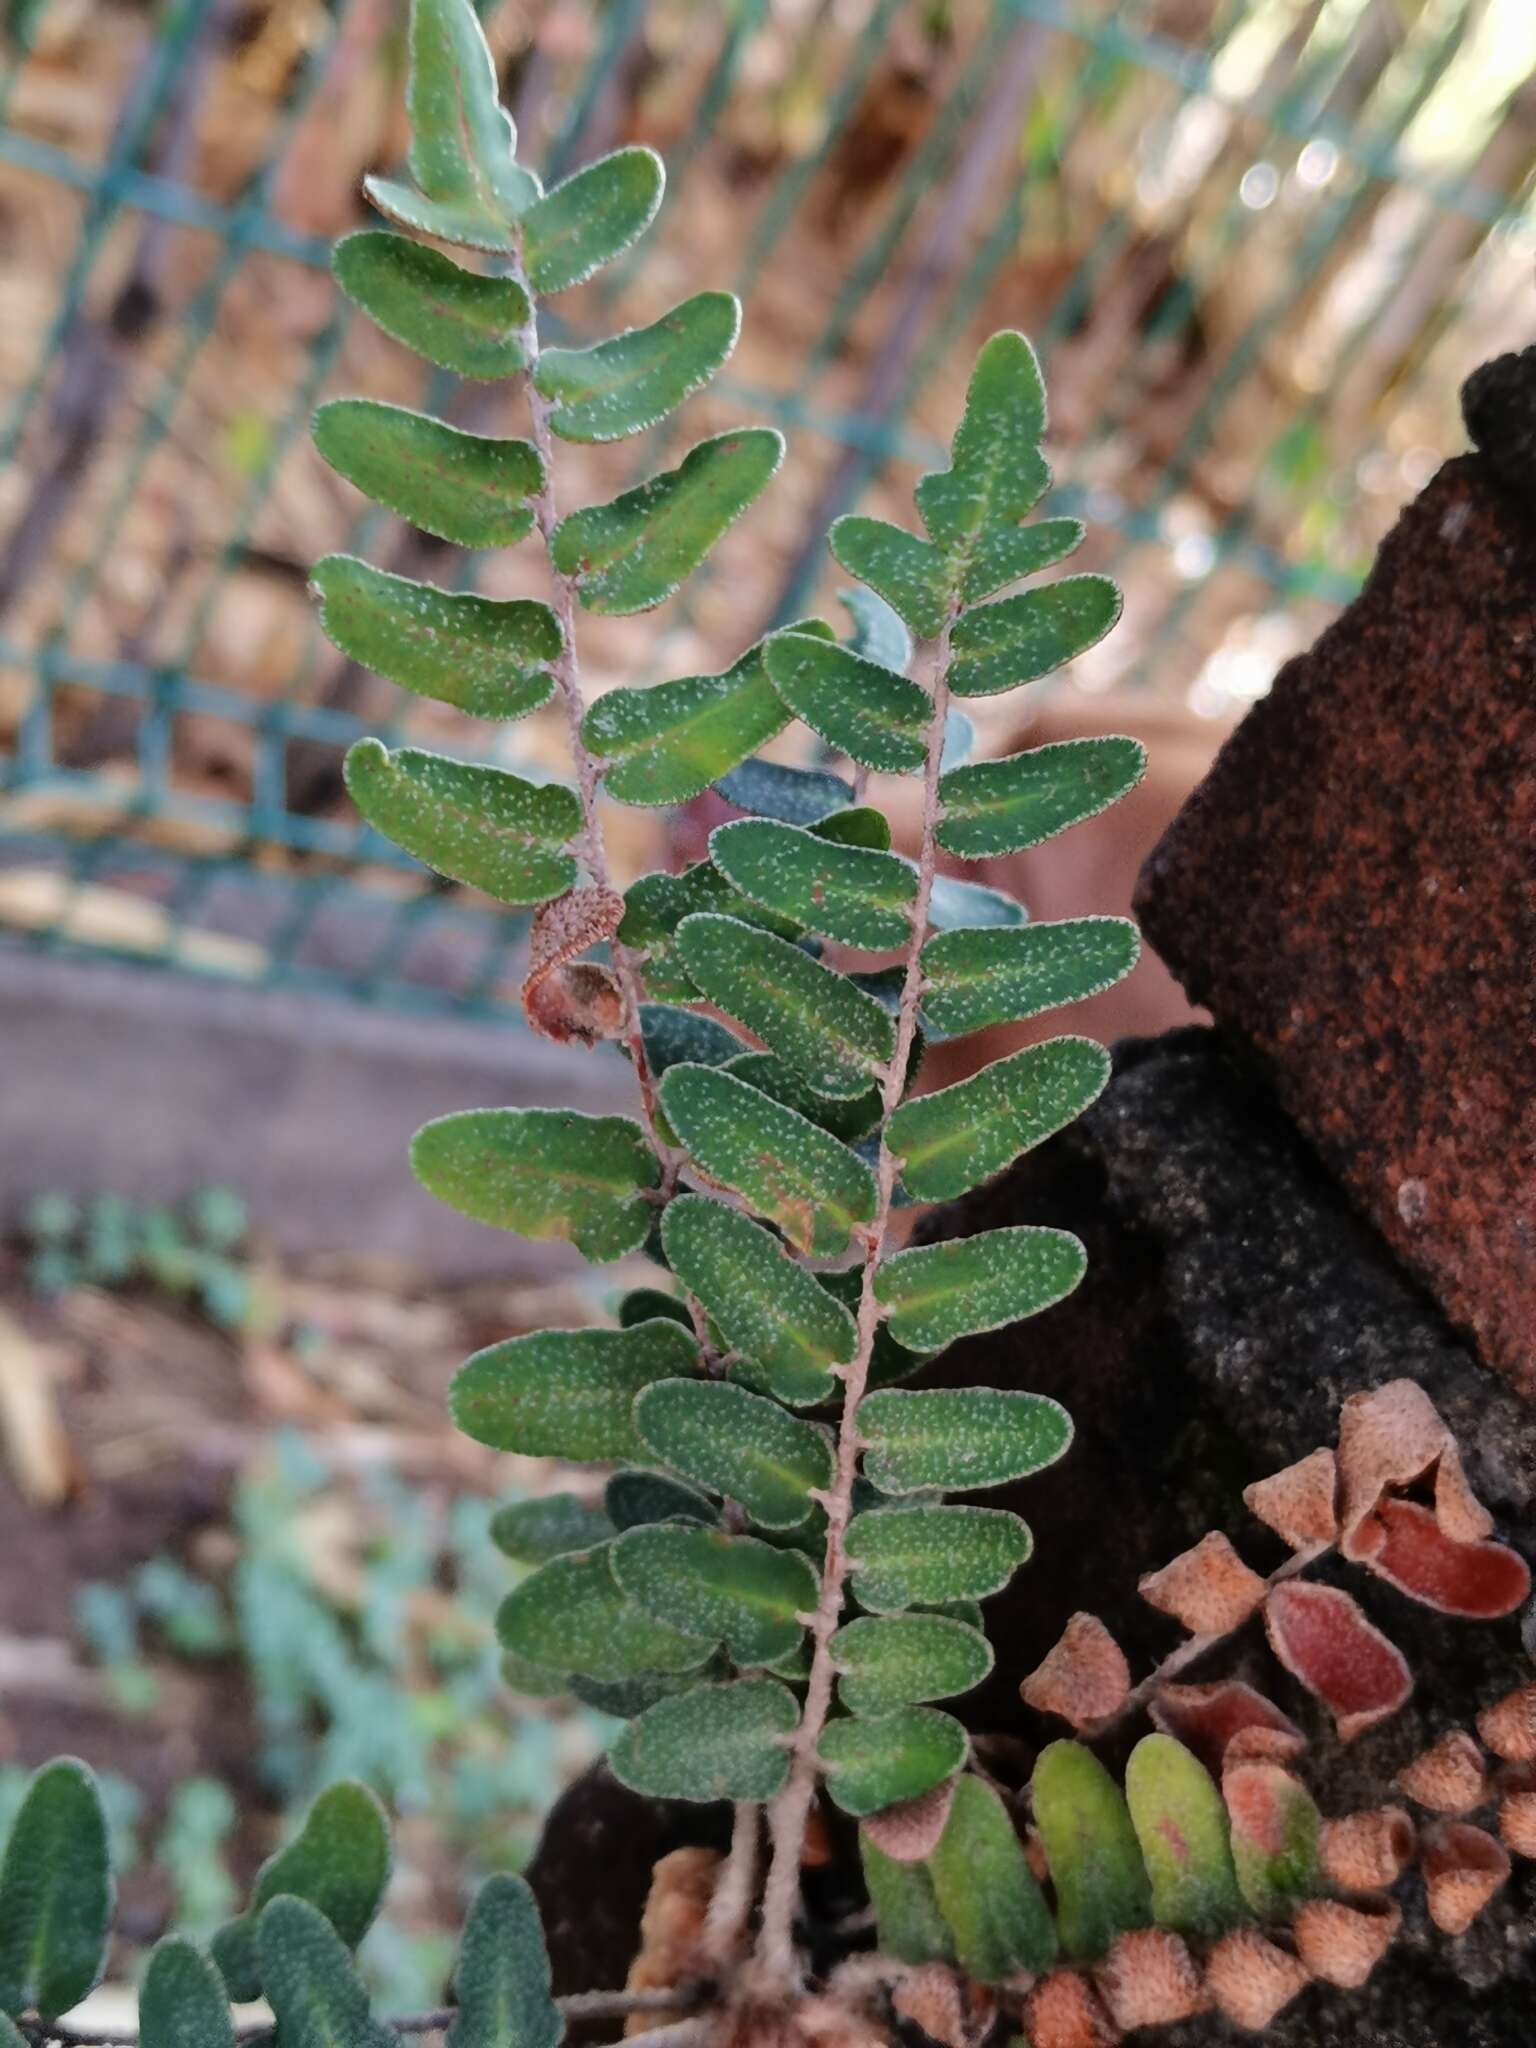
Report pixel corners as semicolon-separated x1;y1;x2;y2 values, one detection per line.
306;0;1138;1995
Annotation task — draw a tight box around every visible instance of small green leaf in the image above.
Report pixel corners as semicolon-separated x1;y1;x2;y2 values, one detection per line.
411;1108;657;1263
840;586;911;673
960;519;1084;607
847;1506;1031;1613
820;1709;968;1818
859;1388;1073;1493
256;1897;392;2048
491;1493;615;1565
363;0;540;250
524;147;663;293
812;805;893;851
829;516;949;640
621;861;787;999
710;818;915;950
345;741;578;904
1125;1735;1245;1937
139;1938;235;2048
937;736;1146;860
1031;1741;1152;1962
451;1320;700;1462
311;557;559;721
915;330;1050;552
617;1287;693;1331
921;919;1141;1037
605;1470;717;1531
929;1775;1057;1981
715;757;853;824
552;430;783;615
313;401;541;547
887;1038;1111;1201
874;1227;1087;1351
448;1875;561;2048
0;1759;112;2020
1223;1758;1324;1921
833;1615;992;1717
497;1546;713;1682
659;1066;877;1258
639;1004;746;1078
661;1196;855;1403
332;232;528;378
212;1782;390;2002
859;1838;952;1966
763;632;930;774
633;1378;833;1530
676;914;894;1099
610;1679;798;1802
536;291;739;441
724;1052;882;1144
584;645;791;806
613;1525;818;1666
948;578;1122;698
925;873;1025;931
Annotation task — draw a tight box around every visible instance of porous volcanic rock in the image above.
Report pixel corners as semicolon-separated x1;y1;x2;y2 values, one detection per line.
1134;442;1536;1394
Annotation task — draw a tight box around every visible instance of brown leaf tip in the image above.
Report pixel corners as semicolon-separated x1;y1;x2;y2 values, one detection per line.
1137;1531;1268;1638
1092;1930;1209;2032
1497;1766;1536;1859
1292;1896;1401;1990
860;1778;957;1865
1023;1969;1121;2048
1318;1807;1416;1891
1336;1379;1495;1562
522;885;626;1045
1243;1447;1339;1550
1021;1612;1130;1729
1203;1928;1312;2031
1419;1820;1512;1935
1477;1682;1536;1763
1397;1729;1489;1815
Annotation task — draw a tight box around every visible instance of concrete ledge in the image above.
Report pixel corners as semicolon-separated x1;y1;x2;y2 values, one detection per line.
0;951;633;1278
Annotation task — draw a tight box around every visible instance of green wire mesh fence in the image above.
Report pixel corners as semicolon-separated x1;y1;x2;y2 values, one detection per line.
1;0;1532;1019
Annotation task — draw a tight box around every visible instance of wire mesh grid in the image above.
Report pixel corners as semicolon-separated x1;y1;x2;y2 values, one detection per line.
0;0;1531;1019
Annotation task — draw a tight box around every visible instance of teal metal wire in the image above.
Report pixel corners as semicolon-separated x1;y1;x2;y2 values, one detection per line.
1;0;1529;1015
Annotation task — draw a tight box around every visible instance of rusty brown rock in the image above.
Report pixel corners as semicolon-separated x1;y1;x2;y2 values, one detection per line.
1135;443;1536;1395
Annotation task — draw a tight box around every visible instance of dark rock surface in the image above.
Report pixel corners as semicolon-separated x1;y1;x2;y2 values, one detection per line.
527;1031;1535;2045
927;1027;1536;2046
1134;454;1536;1395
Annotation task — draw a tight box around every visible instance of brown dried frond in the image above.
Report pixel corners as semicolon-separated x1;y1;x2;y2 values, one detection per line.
1092;1929;1209;2031
1137;1531;1267;1637
1477;1682;1536;1763
522;885;626;1045
1292;1896;1401;1989
1434;1442;1495;1544
1203;1928;1311;2031
1150;1679;1305;1776
1318;1807;1415;1891
1024;1969;1122;2048
1497;1765;1536;1859
1336;1380;1449;1559
1243;1447;1339;1549
1263;1579;1412;1742
1020;1613;1130;1728
1419;1820;1512;1935
1397;1729;1489;1814
861;1779;956;1863
890;1964;994;2048
624;1846;721;2031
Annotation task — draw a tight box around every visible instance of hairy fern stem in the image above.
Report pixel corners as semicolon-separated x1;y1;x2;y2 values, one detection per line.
753;611;958;1991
